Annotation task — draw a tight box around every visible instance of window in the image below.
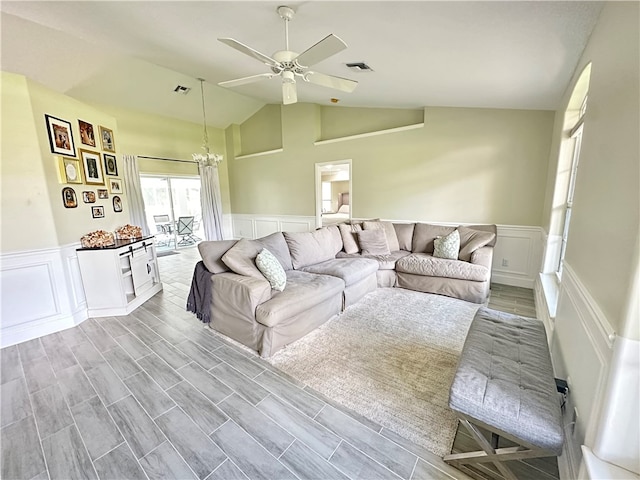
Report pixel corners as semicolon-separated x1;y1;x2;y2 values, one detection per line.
557;94;587;279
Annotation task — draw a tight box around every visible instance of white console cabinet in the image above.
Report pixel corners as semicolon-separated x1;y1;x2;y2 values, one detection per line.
77;236;162;317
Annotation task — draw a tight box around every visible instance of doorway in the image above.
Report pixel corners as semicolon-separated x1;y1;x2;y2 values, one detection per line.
315;160;352;228
140;175;203;252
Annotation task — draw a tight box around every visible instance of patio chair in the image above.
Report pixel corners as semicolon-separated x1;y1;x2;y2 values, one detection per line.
153;214;174;247
176;216;200;246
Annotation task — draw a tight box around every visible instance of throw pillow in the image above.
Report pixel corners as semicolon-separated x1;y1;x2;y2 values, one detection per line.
458;226;496;262
221;238;267;280
433;229;460;260
357;229;391;256
255;248;287;292
338;223;363;254
363;221;400;252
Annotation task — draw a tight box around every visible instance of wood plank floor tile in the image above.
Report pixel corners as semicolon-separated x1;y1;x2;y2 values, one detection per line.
56;364;97;407
177;362;233;403
71;396;124;460
123;371;175;418
166;381;228;435
93;443;147;480
31;384;74;438
210;420;296;480
0;377;32;427
139;441;198;480
155;407;227;479
107;395;165;459
0;416;46;480
42;424;97;480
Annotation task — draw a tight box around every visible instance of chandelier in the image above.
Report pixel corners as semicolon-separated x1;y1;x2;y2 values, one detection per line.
192;78;223;165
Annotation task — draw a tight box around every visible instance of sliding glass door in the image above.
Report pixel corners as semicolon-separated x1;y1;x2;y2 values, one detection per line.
140;175;203;251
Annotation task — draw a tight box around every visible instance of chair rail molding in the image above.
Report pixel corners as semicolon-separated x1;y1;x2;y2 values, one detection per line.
1;243;87;348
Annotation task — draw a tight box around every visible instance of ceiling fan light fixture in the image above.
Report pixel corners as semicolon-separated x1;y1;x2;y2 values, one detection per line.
282;70;295;84
218;5;357;105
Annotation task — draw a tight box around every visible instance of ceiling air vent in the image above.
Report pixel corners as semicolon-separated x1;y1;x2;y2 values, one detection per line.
173;85;191;94
346;62;373;72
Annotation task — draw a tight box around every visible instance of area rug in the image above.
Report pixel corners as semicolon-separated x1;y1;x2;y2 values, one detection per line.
267;287;480;457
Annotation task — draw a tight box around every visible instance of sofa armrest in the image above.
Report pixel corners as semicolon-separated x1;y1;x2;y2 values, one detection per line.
470;246;494;270
212;272;272;320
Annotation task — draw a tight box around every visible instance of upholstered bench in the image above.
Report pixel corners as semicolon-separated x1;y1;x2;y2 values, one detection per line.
444;307;564;480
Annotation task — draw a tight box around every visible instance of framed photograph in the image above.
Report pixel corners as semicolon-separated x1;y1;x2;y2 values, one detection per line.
57;156;83;184
97;189;109;199
79;149;104;186
99;126;116;152
103;154;118;176
91;206;105;219
62;187;77;208
108;178;123;194
82;191;96;203
78;120;96;147
112;195;123;212
45;114;76;157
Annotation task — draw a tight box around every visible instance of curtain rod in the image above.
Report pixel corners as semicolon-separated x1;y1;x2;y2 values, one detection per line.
137;155;197;164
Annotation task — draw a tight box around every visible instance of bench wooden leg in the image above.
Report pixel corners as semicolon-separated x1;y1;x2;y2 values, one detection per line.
444;418;556;480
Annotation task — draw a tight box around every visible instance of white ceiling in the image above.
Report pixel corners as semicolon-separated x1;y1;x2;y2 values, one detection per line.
1;1;603;129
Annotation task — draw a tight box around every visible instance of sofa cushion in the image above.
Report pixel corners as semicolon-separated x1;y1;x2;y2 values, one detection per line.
337;250;411;270
458;226;497;262
256;248;287;292
284;226;342;269
412;224;456;253
255;270;345;327
433;229;460;260
198;240;238;273
221;238;268;281
363;221;400;252
393;223;415;251
338;223;363;254
357;230;390;256
396;253;490;282
256;232;293;270
300;257;379;286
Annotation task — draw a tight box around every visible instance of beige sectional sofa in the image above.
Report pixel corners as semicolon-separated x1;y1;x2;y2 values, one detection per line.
192;221;496;357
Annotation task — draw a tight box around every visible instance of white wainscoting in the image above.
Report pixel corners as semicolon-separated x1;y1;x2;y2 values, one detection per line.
551;262;616;480
231;214;315;240
1;243;87;348
491;225;543;288
229;214;542;288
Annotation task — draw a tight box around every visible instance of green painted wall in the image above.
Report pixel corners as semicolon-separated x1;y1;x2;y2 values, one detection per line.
226;103;554;226
1;73;59;251
239;104;282;156
93;103;231;213
0;73;230;251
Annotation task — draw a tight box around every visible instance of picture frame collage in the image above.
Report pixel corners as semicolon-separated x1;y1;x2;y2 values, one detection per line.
47;114;124;217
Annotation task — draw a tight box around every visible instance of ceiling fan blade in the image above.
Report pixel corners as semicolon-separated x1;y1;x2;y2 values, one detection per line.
218;38;279;67
218;73;275;88
282;81;297;105
294;34;347;68
304;72;358;93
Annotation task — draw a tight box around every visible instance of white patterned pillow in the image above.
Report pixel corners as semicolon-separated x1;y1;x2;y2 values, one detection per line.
255;248;286;291
433;229;460;260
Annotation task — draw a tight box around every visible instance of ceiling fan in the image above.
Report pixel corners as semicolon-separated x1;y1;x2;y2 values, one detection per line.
217;5;358;105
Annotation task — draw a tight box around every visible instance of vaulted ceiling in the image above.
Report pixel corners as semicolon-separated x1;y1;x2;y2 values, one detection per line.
1;1;602;128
